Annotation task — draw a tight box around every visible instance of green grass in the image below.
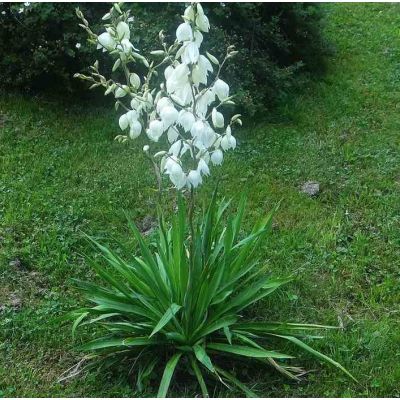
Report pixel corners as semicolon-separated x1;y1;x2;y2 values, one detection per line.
1;3;400;397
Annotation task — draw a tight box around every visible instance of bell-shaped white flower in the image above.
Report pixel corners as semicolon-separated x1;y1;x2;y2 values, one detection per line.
126;109;138;122
201;150;211;165
194;30;203;48
174;83;193;105
176;22;193;42
97;32;116;51
117;21;130;40
195;89;215;116
197;158;210;176
196;4;210;33
203;125;217;148
119;114;129;130
221;127;236;150
166;64;193;106
178;110;195;132
199;54;213;73
171;63;189;83
192;55;213;86
167;126;179;143
220;135;230;151
181;41;200;64
164;157;176;173
183;5;195;22
160;106;179;127
191;120;206;138
166;63;189;92
129;120;142;139
213;79;229;101
181;142;193;157
229;135;237;149
130;98;140;110
187;169;202;188
156;97;173;114
212;108;224;128
120;38;133;54
147;120;164;142
211;149;223;165
169;161;183;176
169;140;182;157
164;65;174;81
130;73;140;89
165;158;186;189
193;136;206;151
170;171;187;190
192;65;205;86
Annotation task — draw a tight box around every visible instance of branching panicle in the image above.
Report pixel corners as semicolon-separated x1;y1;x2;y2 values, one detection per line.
76;2;241;191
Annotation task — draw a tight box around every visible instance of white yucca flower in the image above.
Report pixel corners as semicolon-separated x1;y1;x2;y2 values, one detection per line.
167;126;179;143
211;108;224;128
178;110;196;132
129;120;142;139
197;158;210;176
97;32;116;51
187;169;202;188
176;22;193;42
181;42;200;64
160;106;179;127
195;3;210;32
169;140;182;157
213;79;230;101
211;149;223;165
116;21;130;40
147;120;164;142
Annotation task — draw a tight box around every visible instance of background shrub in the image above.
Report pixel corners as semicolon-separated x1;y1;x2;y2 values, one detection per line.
0;3;108;93
0;2;332;115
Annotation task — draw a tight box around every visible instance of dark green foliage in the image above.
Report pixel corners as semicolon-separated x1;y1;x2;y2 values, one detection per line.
0;2;108;93
0;2;330;114
201;3;332;115
66;194;353;397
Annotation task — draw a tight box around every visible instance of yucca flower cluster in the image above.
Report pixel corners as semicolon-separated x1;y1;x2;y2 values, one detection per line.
75;2;241;190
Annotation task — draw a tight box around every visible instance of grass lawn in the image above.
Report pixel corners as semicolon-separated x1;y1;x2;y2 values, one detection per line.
1;3;400;397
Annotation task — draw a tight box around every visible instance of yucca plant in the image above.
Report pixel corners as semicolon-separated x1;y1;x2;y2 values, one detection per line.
67;192;355;397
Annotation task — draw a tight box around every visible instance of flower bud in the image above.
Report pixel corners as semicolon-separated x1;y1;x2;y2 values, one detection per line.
129;73;141;89
206;51;219;65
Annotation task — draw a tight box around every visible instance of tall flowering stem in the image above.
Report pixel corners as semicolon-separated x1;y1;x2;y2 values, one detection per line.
75;2;242;196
